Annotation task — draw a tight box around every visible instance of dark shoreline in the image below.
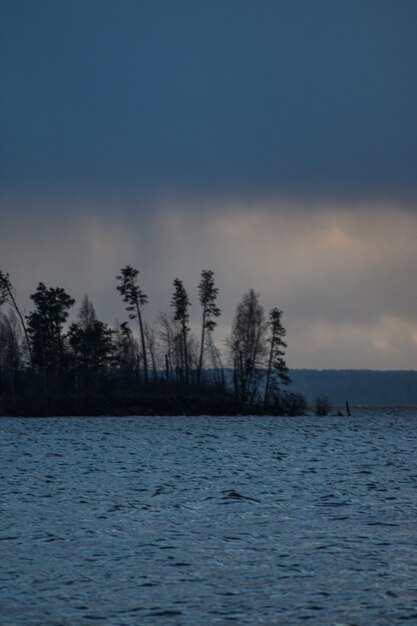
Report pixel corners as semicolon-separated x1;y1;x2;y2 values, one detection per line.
0;392;281;418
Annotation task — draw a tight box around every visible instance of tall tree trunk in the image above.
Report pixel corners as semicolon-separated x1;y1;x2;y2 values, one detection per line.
197;309;206;385
239;351;245;401
165;353;170;381
7;289;33;367
183;319;189;385
136;302;148;383
264;337;274;407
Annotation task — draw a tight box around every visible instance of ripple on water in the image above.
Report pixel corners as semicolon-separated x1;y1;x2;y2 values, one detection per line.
1;410;417;625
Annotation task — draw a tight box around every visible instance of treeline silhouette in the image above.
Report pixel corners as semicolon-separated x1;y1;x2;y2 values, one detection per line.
0;267;305;416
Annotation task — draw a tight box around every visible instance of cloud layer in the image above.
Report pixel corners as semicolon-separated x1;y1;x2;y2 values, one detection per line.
2;197;417;369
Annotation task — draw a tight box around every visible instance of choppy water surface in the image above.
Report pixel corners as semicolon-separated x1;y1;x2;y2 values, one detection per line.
1;410;417;625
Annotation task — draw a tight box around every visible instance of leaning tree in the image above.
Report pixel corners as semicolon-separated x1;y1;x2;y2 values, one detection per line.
116;266;149;383
0;270;32;365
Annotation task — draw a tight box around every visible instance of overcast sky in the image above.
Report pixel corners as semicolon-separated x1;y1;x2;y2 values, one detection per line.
1;0;417;369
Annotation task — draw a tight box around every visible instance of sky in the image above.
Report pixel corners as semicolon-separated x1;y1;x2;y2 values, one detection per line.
1;0;417;369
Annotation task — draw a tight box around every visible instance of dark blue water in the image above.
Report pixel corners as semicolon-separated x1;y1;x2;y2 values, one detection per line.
1;410;417;625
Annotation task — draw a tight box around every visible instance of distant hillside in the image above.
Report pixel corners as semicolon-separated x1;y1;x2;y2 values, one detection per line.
289;369;417;406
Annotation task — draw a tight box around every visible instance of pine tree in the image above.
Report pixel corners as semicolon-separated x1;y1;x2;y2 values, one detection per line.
170;278;191;384
27;283;75;372
68;296;114;377
197;270;221;384
264;308;291;407
116;266;149;383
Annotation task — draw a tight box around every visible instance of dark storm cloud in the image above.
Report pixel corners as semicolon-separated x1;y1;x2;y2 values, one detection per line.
1;0;417;203
2;0;417;370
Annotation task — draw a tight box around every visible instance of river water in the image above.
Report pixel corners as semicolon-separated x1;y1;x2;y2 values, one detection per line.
1;410;417;625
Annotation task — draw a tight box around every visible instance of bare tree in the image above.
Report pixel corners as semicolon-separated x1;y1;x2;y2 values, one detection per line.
0;271;32;365
314;395;332;416
228;289;267;402
155;311;177;381
206;332;225;389
144;321;159;382
113;320;139;380
0;310;23;406
78;294;96;329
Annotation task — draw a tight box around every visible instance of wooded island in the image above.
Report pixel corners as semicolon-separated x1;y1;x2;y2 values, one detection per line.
0;268;317;416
